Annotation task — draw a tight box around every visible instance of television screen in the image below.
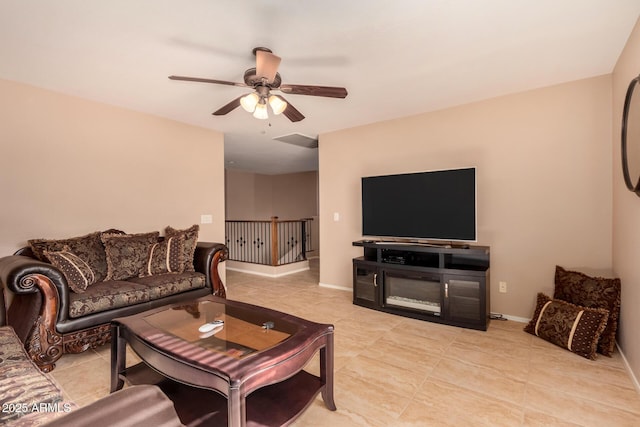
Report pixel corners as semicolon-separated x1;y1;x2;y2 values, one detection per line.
361;167;476;241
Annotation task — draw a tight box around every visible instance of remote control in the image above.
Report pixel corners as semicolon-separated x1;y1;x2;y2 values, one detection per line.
198;320;224;333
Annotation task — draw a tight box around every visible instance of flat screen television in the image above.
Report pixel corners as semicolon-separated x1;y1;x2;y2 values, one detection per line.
361;167;476;242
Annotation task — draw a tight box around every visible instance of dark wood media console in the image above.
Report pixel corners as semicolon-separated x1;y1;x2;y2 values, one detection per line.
352;240;490;330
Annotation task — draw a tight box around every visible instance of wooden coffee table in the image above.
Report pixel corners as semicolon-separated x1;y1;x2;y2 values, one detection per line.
110;295;335;427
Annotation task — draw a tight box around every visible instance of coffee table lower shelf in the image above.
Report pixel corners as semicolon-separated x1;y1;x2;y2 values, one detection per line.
121;362;324;427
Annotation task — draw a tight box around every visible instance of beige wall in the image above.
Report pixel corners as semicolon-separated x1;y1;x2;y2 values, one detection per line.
270;172;318;220
613;17;640;387
319;75;613;321
0;78;226;255
225;169;318;220
225;169;265;220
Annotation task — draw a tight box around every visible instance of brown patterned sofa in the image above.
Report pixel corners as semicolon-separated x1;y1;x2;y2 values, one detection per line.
0;277;185;427
0;226;227;372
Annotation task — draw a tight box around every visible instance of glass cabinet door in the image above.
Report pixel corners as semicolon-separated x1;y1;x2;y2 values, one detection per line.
443;275;483;324
353;261;379;308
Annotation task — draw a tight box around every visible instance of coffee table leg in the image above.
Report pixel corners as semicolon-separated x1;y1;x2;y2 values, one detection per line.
320;331;337;411
110;324;126;392
228;385;246;427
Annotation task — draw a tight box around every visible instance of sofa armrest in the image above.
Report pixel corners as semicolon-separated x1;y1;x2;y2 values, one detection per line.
194;242;228;298
0;255;70;371
0;255;68;294
40;385;184;427
0;255;69;300
0;255;71;322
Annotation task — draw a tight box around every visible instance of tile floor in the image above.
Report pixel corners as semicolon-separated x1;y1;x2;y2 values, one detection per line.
52;259;640;426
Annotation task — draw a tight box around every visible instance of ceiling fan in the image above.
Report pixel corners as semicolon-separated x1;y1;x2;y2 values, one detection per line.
169;47;348;122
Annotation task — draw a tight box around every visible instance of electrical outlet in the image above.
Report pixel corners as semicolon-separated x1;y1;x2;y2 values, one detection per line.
200;214;213;224
499;281;507;293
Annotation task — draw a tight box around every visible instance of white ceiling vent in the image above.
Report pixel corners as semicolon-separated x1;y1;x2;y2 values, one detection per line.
273;133;318;149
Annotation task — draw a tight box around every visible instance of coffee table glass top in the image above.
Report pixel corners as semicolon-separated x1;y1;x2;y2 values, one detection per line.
143;300;300;359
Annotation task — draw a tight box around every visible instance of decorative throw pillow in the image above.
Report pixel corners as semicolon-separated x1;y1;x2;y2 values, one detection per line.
28;230;123;282
145;235;185;276
101;232;159;281
44;248;96;293
554;266;621;357
524;293;609;360
165;225;199;272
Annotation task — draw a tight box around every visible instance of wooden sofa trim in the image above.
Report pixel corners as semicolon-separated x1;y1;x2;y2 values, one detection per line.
22;274;63;373
17;274;113;372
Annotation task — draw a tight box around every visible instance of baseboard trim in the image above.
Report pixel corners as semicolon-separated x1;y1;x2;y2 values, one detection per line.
226;260;309;278
318;282;351;292
617;343;640;394
500;314;529;323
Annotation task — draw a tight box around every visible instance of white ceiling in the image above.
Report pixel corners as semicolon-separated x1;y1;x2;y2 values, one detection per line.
1;1;639;174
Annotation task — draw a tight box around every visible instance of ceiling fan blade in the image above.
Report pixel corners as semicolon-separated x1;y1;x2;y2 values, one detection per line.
169;75;247;88
256;50;281;83
279;84;348;99
212;96;244;116
274;95;305;122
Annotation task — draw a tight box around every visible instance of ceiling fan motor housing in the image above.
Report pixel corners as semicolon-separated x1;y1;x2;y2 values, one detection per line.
244;68;282;88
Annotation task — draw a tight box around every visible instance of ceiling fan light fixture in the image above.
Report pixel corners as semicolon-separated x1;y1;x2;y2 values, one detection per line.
240;92;259;112
268;95;287;115
253;100;269;120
